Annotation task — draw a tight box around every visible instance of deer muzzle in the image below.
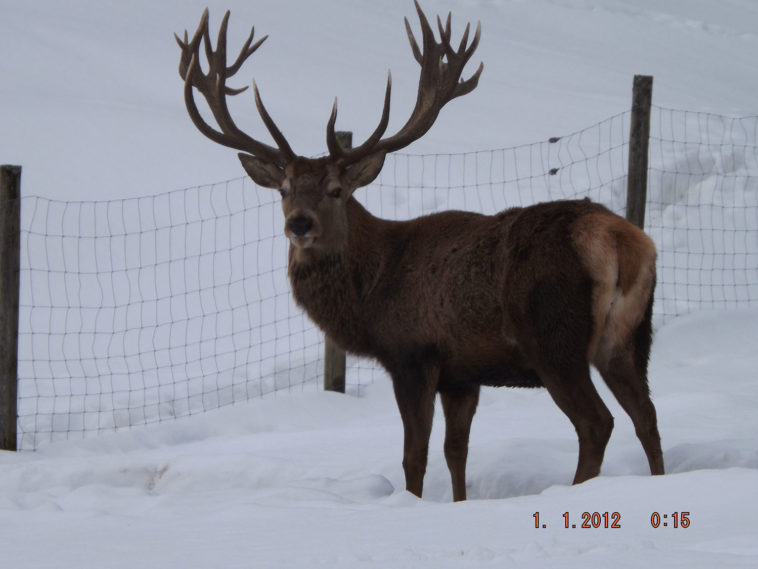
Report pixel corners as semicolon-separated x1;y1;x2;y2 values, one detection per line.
285;213;319;249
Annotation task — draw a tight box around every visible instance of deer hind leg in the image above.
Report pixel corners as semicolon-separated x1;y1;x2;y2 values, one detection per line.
539;364;615;484
527;275;614;484
596;351;664;476
439;384;480;502
390;358;439;498
594;297;664;476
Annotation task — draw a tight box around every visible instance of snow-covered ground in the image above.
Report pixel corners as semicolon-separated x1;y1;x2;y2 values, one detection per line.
1;309;757;567
2;0;758;567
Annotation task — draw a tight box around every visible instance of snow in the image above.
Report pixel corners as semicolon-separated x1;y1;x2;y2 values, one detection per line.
2;309;757;567
1;0;758;567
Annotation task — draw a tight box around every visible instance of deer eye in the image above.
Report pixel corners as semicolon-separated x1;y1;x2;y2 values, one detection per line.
327;186;342;199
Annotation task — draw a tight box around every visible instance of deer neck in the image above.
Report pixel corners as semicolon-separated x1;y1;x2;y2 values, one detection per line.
287;197;389;354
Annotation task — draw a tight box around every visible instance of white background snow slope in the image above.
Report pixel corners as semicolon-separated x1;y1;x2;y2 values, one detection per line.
1;0;758;567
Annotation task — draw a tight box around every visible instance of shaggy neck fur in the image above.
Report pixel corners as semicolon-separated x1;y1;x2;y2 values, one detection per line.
288;198;388;356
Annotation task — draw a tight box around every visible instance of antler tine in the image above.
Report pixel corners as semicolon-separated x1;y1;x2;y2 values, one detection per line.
438;13;452;47
404;16;423;64
215;11;232;72
331;0;483;167
326;98;341;157
227;28;267;79
412;0;437;54
253;82;296;159
176;9;295;166
201;9;214;67
175;21;201;85
326;72;392;161
454;60;484;100
466;21;482;61
457;21;470;54
453;21;483;99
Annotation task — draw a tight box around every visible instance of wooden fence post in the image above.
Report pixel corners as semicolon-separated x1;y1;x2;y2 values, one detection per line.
0;165;21;451
626;75;653;229
323;132;350;393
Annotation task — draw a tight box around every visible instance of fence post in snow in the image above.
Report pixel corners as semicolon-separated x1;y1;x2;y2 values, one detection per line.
626;75;653;230
323;132;350;394
0;165;21;451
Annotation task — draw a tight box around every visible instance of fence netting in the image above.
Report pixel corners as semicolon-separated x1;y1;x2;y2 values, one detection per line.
16;105;758;449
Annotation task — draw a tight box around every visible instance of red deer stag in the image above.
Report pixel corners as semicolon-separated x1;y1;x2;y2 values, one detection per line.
176;1;664;501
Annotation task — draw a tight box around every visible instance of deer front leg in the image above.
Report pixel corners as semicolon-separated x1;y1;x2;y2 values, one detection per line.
391;362;438;498
440;385;480;501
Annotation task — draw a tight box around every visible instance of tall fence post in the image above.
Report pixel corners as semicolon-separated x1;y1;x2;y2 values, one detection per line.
323;132;350;393
626;75;653;229
0;165;21;451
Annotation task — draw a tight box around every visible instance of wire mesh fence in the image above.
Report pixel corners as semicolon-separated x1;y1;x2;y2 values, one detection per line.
15;105;758;449
646;108;758;324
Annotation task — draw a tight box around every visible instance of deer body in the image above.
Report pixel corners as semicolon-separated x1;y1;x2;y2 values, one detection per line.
286;194;661;499
177;1;664;501
290;196;547;383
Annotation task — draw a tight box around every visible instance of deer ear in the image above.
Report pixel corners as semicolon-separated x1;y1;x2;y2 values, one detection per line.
238;153;285;189
342;151;387;191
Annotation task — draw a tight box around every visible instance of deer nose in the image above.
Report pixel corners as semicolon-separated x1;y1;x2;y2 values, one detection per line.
287;215;313;237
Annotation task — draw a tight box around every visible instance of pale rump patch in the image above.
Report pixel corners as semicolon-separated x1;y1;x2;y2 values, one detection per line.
572;213;657;366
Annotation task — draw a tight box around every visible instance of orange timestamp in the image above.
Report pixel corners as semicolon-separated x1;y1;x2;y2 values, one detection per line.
650;511;691;528
532;511;691;529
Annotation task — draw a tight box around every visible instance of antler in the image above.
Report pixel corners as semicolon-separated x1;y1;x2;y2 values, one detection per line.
178;3;482;171
326;0;483;164
175;9;295;167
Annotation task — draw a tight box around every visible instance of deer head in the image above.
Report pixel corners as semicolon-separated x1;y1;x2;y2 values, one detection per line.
176;1;482;259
